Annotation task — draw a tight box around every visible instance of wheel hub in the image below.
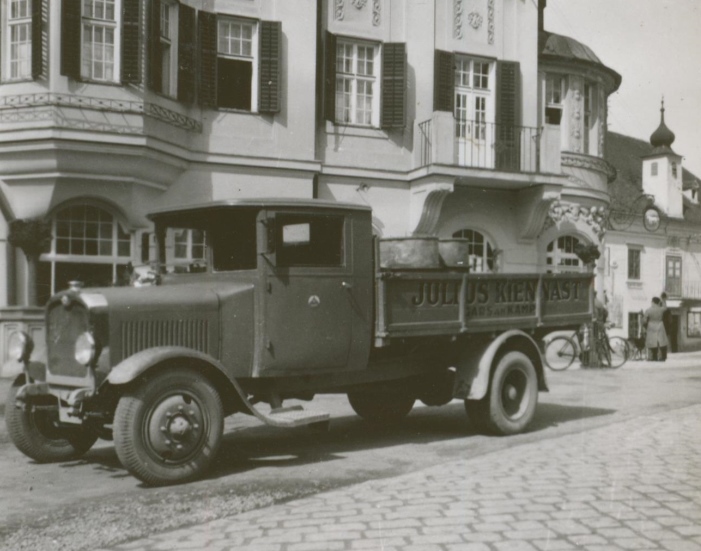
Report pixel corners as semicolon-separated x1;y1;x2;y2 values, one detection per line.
147;395;204;462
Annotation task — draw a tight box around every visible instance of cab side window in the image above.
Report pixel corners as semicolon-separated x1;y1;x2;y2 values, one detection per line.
276;214;344;267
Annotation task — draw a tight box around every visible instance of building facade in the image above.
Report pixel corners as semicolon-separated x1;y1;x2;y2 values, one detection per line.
604;108;701;353
0;0;620;364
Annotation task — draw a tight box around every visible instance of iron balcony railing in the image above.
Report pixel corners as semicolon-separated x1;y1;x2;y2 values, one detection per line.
419;117;542;173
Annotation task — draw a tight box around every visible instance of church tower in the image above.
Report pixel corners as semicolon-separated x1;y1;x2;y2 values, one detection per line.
642;100;683;218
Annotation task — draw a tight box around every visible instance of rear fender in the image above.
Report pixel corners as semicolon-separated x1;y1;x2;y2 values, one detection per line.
453;330;547;401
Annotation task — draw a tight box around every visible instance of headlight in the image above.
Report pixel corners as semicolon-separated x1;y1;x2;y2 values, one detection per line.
8;331;33;362
75;332;98;366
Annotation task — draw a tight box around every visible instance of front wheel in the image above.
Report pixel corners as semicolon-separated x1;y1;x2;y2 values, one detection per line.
465;351;538;435
5;378;98;463
113;367;224;486
544;336;577;371
347;391;415;424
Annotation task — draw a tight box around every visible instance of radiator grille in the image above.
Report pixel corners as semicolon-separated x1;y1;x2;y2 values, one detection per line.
121;319;209;357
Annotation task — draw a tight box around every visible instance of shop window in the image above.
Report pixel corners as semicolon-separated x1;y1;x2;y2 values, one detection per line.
628;311;644;339
451;229;496;273
688;312;701;338
546;235;583;273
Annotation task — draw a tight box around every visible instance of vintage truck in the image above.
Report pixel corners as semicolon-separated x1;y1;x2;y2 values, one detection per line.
5;199;593;486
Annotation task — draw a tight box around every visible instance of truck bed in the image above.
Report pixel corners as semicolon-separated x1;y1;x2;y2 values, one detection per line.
375;271;593;340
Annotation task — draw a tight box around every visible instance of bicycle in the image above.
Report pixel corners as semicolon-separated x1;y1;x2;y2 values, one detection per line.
544;324;628;370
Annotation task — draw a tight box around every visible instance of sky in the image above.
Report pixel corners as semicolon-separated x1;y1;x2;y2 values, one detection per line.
545;0;701;177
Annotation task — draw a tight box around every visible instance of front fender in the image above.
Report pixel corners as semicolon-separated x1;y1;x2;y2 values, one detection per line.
454;330;546;401
106;346;229;386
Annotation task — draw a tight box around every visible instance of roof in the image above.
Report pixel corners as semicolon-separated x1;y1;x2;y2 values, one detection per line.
605;132;701;223
148;197;371;220
539;31;622;92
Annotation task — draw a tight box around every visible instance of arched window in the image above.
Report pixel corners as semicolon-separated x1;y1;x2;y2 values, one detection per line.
546;235;583;273
452;229;495;273
38;204;133;303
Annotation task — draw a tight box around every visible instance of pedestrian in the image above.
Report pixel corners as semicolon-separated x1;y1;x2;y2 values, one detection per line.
660;292;672;359
643;297;668;361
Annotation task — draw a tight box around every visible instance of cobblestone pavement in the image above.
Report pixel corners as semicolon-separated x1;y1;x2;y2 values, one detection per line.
99;402;701;551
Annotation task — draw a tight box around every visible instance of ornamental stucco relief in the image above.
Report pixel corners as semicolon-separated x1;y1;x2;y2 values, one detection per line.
335;0;344;20
545;201;608;241
372;0;381;25
454;0;464;39
468;12;483;29
488;0;495;44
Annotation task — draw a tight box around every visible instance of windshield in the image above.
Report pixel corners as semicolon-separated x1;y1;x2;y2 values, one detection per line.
154;208;259;273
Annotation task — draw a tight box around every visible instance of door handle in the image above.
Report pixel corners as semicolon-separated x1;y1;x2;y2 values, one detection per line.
341;281;353;290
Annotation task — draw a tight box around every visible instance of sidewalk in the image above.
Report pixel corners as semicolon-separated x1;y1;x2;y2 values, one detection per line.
97;402;701;551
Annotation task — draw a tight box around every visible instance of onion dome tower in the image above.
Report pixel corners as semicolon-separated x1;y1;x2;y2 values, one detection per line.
650;99;676;152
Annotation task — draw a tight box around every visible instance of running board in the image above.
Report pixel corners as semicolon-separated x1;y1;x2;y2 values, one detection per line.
248;403;330;428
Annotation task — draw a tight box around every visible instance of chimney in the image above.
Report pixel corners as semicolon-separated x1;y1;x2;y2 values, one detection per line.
539;0;547;32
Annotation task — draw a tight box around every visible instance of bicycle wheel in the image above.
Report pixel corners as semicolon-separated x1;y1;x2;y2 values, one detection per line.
606;336;628;369
544;336;577;370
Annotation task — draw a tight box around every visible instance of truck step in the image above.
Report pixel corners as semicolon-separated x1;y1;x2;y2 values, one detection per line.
257;404;330;428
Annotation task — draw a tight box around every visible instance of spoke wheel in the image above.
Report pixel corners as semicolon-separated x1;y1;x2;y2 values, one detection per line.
544;336;577;371
606;337;628;369
347;391;415;424
465;351;538;435
5;377;97;463
113;367;223;486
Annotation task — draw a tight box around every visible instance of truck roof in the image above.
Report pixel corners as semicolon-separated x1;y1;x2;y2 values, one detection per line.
148;198;371;220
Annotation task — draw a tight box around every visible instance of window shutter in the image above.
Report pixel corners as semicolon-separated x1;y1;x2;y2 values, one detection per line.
381;42;406;129
433;50;454;112
31;0;43;78
495;60;521;171
198;10;217;108
121;0;140;83
258;21;281;114
61;0;81;79
324;31;336;122
177;3;196;103
148;0;162;92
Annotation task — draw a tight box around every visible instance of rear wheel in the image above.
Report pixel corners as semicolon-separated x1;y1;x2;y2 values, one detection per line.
5;378;97;463
465;351;538;435
606;337;628;369
113;367;224;486
347;391;415;424
544;336;577;371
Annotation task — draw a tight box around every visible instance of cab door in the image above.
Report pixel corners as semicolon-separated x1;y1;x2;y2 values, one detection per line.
258;209;354;375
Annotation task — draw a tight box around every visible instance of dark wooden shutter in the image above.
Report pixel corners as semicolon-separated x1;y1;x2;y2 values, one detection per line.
495;60;521;171
433;50;454;112
381;42;406;129
31;0;43;78
61;0;81;78
148;0;162;92
258;21;281;113
323;31;336;122
122;0;140;83
198;10;217;108
177;3;196;103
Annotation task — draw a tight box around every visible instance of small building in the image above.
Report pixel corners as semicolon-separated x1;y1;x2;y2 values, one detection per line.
604;103;701;352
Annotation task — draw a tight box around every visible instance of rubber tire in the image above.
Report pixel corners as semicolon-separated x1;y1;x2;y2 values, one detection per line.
5;378;97;463
606;337;628;369
113;367;224;486
465;351;538;435
347;391;415;424
544;336;577;371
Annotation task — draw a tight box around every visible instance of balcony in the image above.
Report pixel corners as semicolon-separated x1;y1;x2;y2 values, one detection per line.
418;112;554;174
669;280;701;300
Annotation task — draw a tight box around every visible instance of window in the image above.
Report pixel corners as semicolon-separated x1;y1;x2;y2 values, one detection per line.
545;75;564;125
2;0;32;80
451;229;495;273
275;214;344;268
688;312;701;338
454;57;493;141
651;162;658;176
216;17;258;110
628;312;644;339
627;248;641;280
546;235;583;273
665;256;682;297
81;0;120;81
335;39;379;126
672;162;678;179
158;1;178;96
37;204;133;303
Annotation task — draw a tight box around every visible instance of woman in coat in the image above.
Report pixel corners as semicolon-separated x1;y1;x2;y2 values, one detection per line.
644;297;669;361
